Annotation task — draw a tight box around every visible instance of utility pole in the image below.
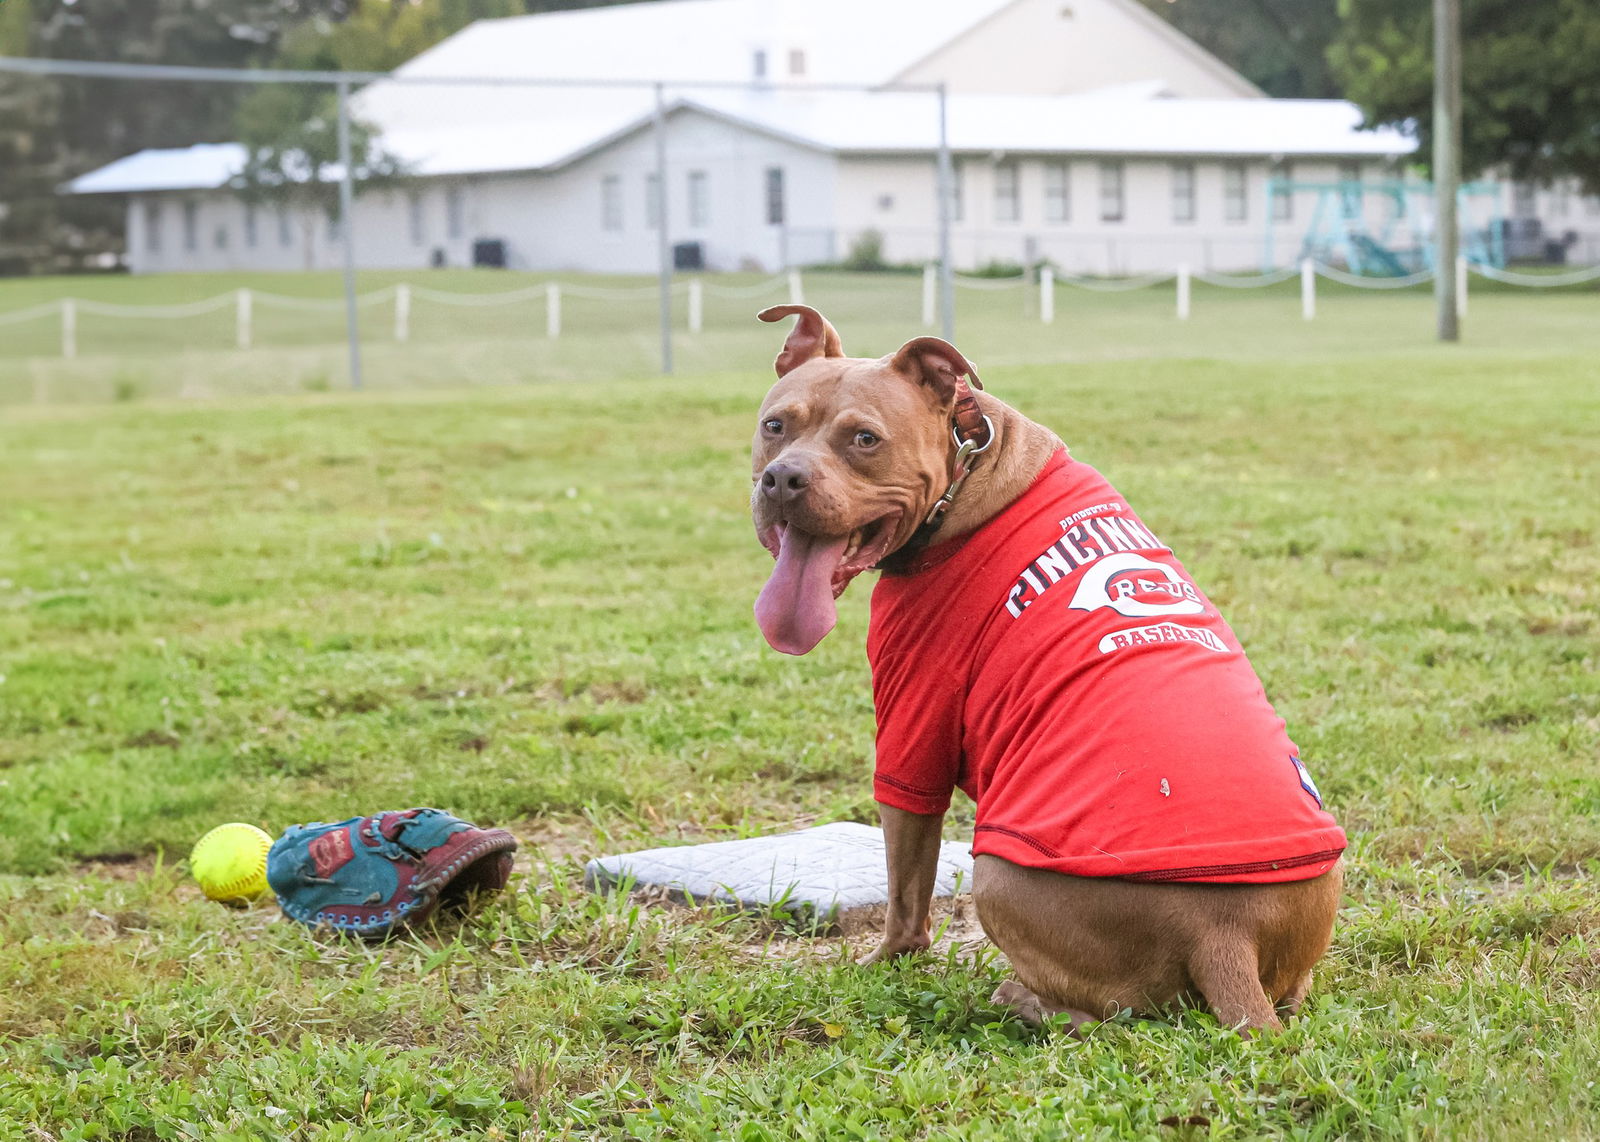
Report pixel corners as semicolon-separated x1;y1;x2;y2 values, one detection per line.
1433;0;1461;342
336;79;364;388
934;83;955;342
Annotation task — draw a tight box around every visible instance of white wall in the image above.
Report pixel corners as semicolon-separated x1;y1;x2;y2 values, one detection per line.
475;111;838;273
833;155;1435;273
123;111;838;276
897;0;1260;99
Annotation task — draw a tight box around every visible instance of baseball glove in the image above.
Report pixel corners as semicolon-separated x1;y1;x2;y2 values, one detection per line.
266;808;518;938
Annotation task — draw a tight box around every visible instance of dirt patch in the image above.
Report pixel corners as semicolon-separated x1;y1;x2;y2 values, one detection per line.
73;852;166;882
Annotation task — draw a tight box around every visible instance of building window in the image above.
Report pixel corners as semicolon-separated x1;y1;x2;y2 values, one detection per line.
243;203;257;248
948;161;964;223
408;192;425;246
994;162;1020;223
1098;161;1124;223
602;175;623;231
1512;181;1536;218
445;186;464;239
1586;195;1600;217
876;193;895;212
1171;162;1196;223
328;212;341;242
277;207;292;248
789;49;806;76
1223;162;1248;223
1553;180;1571;217
213;223;228;250
687;170;709;227
752;49;767;80
765;167;785;225
645;173;661;229
182;200;198;251
1044;162;1069;223
144;200;162;253
1270;160;1293;222
1338;161;1362;218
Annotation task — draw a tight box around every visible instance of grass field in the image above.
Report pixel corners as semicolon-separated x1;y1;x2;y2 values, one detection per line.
2;267;1598;402
2;279;1599;1138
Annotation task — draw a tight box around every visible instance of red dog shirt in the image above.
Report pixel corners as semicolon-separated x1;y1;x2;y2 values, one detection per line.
869;451;1345;884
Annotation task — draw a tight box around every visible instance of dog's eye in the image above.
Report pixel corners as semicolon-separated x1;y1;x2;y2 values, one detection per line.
762;418;783;436
854;430;880;449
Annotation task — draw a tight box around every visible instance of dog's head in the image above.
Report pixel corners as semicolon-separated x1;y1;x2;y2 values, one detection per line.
750;304;979;655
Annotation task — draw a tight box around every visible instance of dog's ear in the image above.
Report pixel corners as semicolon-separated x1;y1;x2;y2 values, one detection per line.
757;305;845;377
888;336;983;401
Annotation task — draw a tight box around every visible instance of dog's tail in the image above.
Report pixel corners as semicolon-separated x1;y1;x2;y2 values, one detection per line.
1186;935;1283;1036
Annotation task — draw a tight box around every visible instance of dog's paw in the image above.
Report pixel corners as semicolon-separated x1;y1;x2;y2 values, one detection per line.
856;934;930;966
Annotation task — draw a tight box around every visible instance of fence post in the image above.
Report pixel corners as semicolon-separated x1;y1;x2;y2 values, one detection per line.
1455;255;1468;320
687;278;703;334
61;298;77;359
395;283;411;343
1300;258;1316;321
922;264;937;327
1040;267;1054;325
546;282;561;339
236;288;253;350
787;268;804;304
1176;264;1191;321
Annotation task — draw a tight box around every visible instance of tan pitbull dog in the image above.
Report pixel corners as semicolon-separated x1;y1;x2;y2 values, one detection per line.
749;304;1341;1035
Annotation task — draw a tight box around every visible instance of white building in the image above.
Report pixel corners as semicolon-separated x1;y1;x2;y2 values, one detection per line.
69;0;1600;275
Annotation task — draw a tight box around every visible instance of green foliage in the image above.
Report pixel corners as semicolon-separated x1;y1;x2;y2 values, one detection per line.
1137;0;1342;98
1330;0;1600;193
841;229;888;272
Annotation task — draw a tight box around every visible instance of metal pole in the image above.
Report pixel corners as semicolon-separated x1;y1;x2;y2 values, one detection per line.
934;83;955;342
653;82;673;375
336;79;364;388
1433;0;1461;342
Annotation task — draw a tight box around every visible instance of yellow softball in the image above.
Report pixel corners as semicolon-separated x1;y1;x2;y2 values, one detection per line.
189;823;273;905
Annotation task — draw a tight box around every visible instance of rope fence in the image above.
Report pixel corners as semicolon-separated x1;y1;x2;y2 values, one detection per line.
2;260;1593;358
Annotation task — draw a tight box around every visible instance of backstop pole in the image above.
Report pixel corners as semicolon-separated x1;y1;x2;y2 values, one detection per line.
654;82;674;376
935;83;955;342
1433;0;1461;342
336;79;364;388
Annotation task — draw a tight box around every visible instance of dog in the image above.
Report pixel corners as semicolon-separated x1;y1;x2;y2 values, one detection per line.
749;304;1345;1034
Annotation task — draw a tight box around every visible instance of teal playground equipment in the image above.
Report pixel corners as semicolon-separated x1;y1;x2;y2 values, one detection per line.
1263;178;1505;275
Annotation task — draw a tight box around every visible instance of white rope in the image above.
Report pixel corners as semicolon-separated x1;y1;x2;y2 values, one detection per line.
252;287;395;312
559;282;675;300
698;274;789;299
1191;266;1301;289
1470;262;1600;287
953;274;1027;291
75;294;236;318
406;284;550;307
1314;264;1434;289
0;301;62;327
1055;272;1177;292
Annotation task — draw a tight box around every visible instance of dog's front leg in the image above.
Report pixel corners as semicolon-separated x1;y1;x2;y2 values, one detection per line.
857;803;945;965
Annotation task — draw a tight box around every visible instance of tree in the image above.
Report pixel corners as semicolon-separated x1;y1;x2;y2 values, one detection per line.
233;86;407;269
1330;0;1600;194
1137;0;1342;98
0;0;351;272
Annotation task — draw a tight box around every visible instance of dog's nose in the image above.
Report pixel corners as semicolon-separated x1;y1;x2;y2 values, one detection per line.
761;459;810;502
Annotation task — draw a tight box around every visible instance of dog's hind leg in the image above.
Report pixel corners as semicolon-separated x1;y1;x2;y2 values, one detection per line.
1186;936;1282;1036
1276;970;1313;1017
990;980;1099;1033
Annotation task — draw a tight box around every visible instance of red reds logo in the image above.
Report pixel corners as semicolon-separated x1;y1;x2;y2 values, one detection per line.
1069;553;1205;619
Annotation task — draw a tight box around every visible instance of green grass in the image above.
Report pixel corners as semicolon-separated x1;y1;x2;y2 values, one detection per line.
1;280;1598;1137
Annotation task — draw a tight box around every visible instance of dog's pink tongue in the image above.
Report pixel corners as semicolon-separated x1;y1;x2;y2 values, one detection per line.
755;527;849;655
